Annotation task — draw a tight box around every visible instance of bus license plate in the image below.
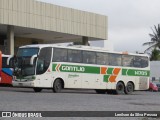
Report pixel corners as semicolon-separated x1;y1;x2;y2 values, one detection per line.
19;83;23;86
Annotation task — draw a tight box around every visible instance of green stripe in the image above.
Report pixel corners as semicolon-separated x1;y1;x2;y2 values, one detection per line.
103;75;110;82
83;66;100;74
122;69;150;77
52;64;150;77
107;68;114;74
122;69;127;75
52;64;57;71
53;64;100;74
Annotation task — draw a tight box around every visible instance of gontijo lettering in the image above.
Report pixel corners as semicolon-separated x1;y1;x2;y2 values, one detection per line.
62;66;85;72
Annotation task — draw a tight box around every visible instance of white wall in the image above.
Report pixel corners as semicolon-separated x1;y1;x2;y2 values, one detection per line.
150;61;160;83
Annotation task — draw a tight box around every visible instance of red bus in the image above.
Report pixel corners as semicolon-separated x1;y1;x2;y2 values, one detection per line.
0;53;13;86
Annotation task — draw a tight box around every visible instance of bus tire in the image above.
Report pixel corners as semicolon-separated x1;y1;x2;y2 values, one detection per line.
95;89;106;94
124;82;134;94
33;88;42;92
116;82;125;95
53;79;62;93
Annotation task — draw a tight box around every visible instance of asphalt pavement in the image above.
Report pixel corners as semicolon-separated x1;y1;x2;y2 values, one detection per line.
0;87;160;120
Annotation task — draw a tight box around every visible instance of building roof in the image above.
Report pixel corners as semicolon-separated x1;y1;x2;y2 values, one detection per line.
0;0;108;42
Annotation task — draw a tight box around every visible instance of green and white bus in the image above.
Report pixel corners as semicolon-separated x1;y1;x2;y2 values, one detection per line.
12;44;150;94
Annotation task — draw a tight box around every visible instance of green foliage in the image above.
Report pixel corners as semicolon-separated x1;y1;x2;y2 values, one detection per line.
150;49;160;61
143;24;160;60
143;24;160;52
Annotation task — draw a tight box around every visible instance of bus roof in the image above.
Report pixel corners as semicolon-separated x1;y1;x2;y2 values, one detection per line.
19;44;149;57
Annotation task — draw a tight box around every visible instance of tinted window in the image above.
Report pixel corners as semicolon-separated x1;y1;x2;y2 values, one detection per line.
2;57;14;68
133;56;148;68
133;56;142;68
141;57;148;68
17;48;39;57
36;47;52;74
2;57;9;68
68;49;82;63
53;48;67;62
122;55;134;67
83;51;96;64
96;52;109;65
109;54;122;66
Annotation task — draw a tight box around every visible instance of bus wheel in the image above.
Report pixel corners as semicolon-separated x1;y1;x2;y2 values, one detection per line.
124;82;134;94
116;82;125;95
53;79;62;93
33;88;42;92
95;89;106;94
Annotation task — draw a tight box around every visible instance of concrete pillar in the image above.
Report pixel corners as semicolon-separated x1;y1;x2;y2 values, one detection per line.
7;25;14;55
82;36;89;46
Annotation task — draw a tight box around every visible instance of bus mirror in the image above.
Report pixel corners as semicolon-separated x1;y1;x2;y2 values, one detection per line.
30;54;37;65
7;55;14;66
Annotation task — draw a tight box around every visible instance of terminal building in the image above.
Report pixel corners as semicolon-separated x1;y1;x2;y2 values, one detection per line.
0;0;108;55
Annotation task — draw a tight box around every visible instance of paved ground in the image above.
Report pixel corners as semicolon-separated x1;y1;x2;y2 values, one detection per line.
0;87;160;120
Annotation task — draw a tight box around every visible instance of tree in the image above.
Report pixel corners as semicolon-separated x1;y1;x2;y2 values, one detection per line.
150;49;160;61
143;24;160;53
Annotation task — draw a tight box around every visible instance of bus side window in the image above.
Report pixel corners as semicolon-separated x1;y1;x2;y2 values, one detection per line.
53;48;67;62
122;55;134;67
68;49;82;63
96;52;109;65
109;54;122;66
83;51;96;64
133;56;141;68
141;57;148;68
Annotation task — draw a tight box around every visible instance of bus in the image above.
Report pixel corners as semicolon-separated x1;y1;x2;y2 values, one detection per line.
0;51;2;84
11;44;150;94
0;54;13;86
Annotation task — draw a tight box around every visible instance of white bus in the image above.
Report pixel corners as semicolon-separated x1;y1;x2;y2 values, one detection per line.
11;44;150;94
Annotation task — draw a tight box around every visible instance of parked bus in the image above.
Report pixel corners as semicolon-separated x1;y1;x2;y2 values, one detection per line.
11;44;150;94
0;54;13;86
0;51;2;84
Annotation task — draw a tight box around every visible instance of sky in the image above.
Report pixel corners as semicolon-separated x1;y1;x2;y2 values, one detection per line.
38;0;160;53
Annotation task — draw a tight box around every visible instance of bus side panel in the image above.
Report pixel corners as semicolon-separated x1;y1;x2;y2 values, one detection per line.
0;68;13;84
82;74;96;89
115;76;149;90
64;72;82;89
94;75;107;89
106;82;116;90
82;74;107;89
35;73;54;88
135;76;149;90
51;72;84;89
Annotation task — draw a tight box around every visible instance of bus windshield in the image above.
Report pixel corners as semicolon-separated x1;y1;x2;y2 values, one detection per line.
17;48;39;57
15;48;39;77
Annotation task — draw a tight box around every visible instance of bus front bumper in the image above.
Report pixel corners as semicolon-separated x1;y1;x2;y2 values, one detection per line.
12;81;35;87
